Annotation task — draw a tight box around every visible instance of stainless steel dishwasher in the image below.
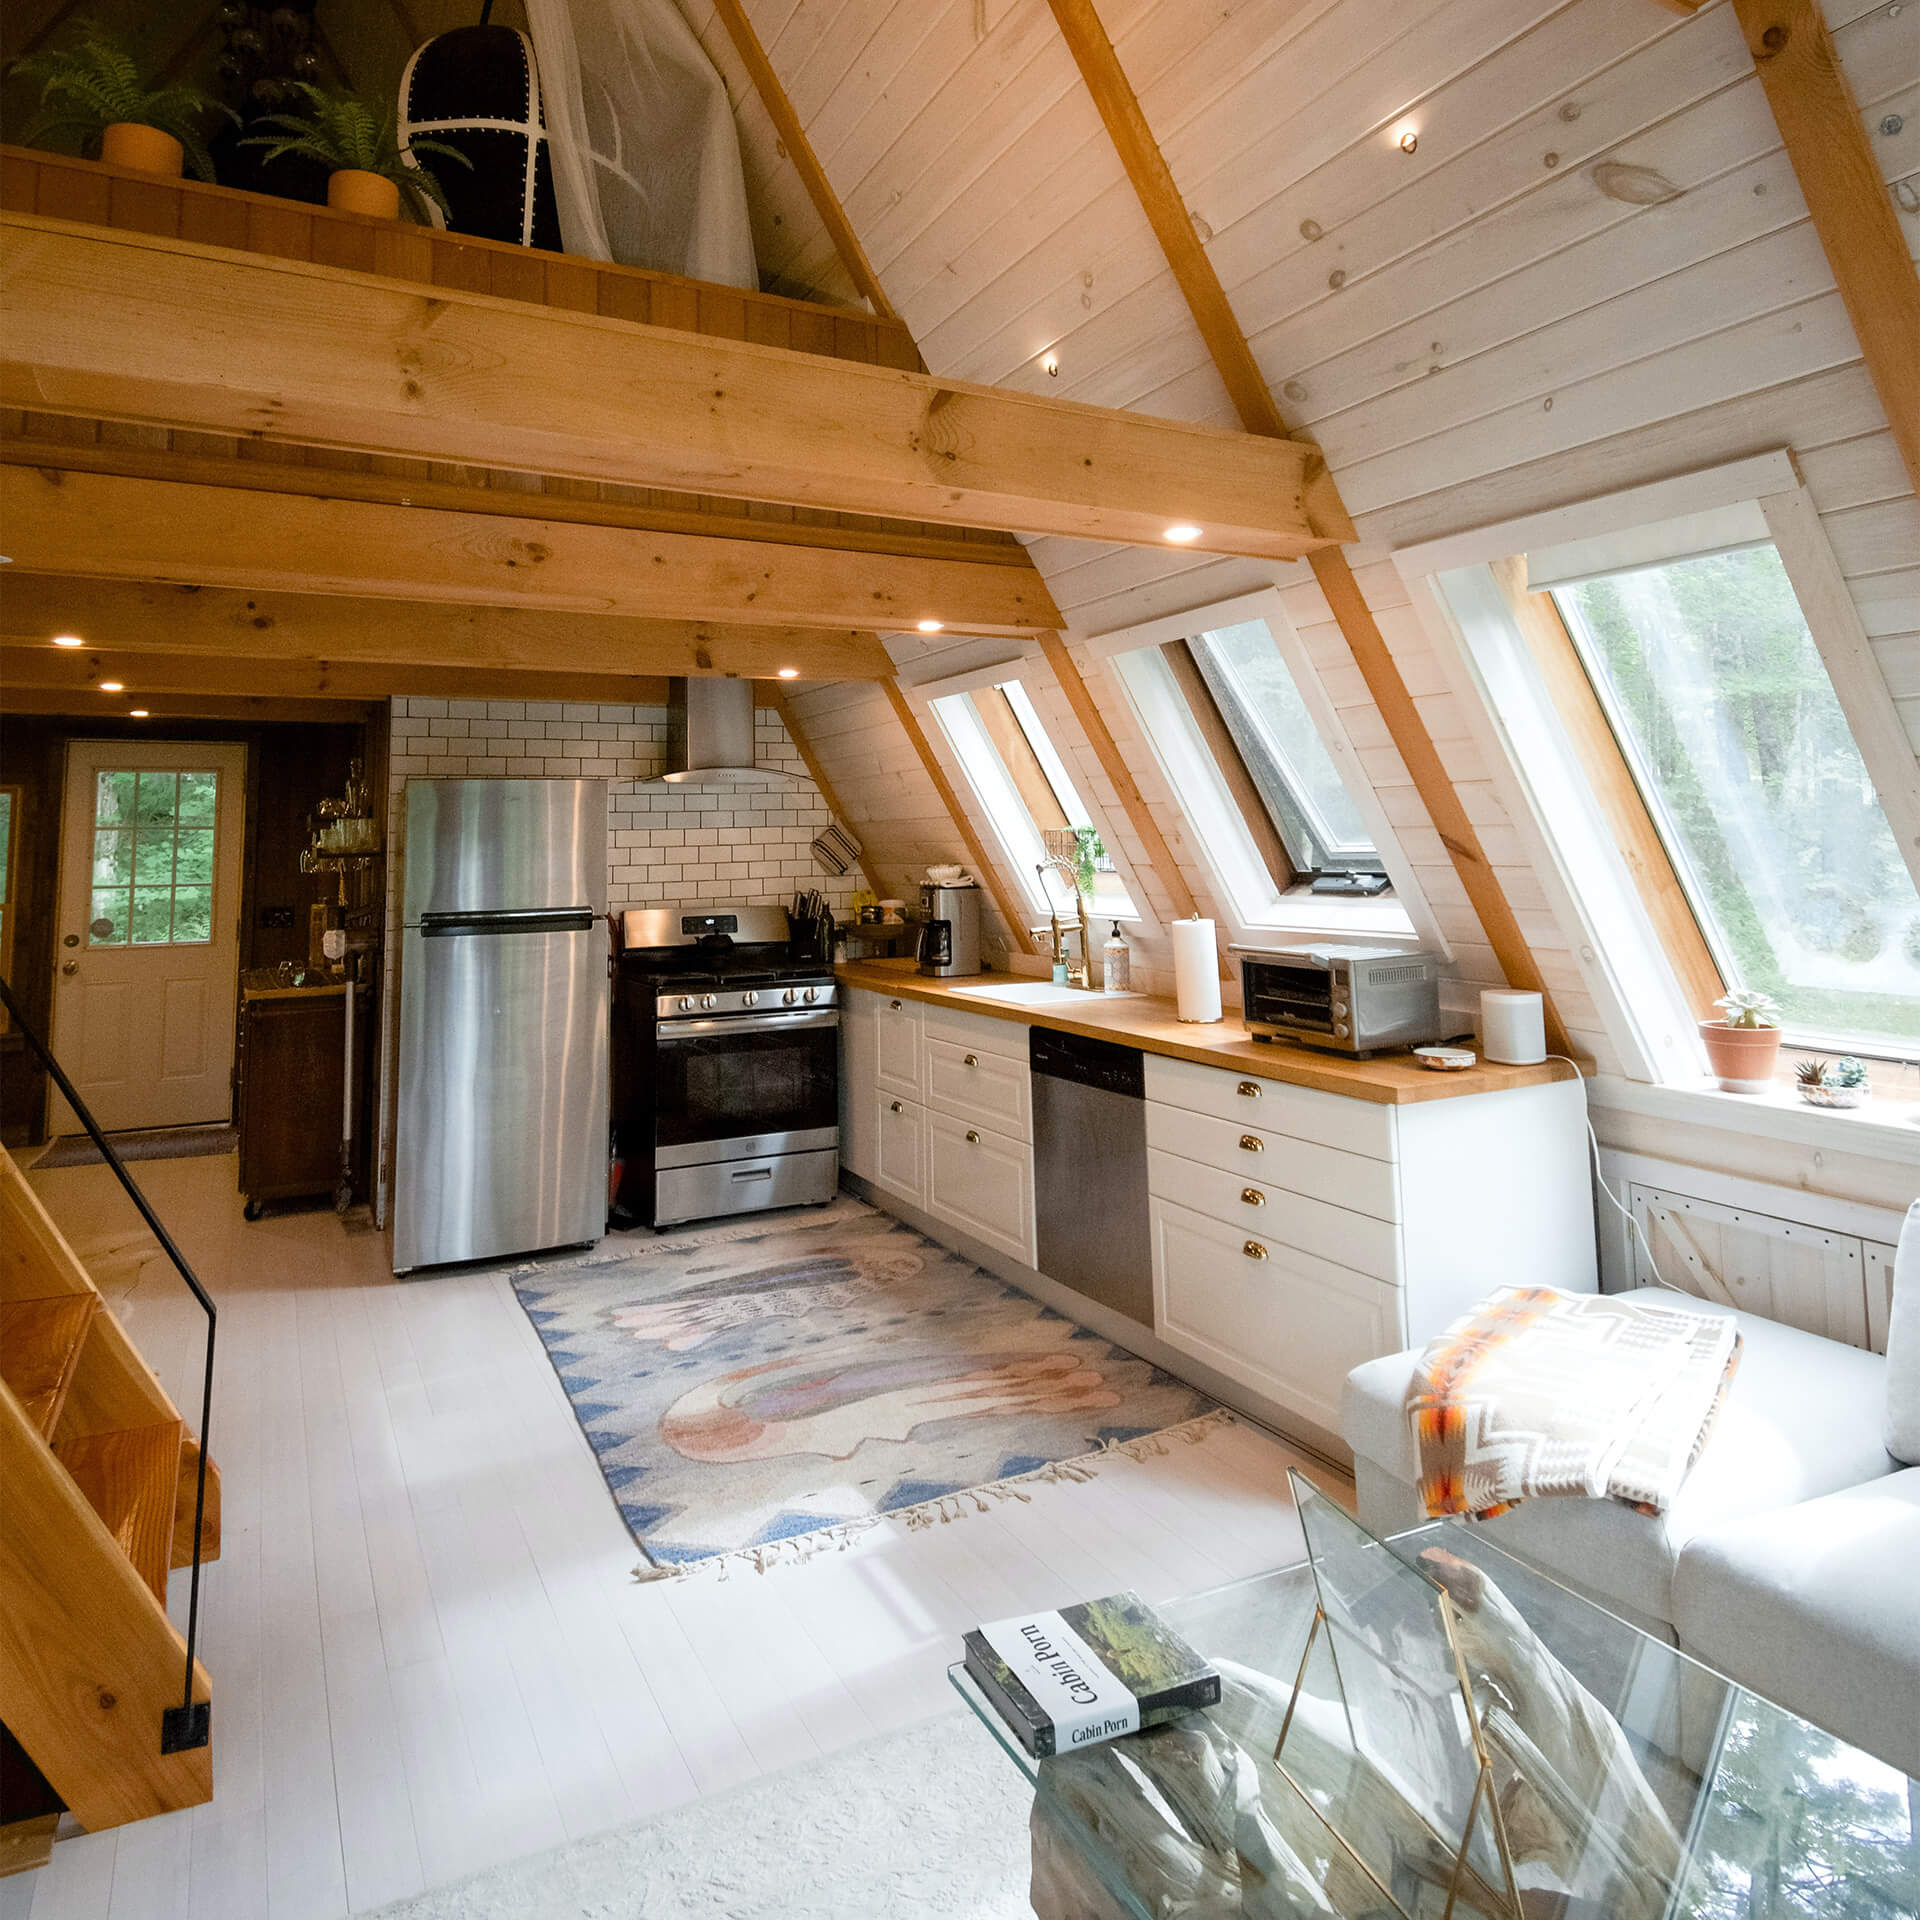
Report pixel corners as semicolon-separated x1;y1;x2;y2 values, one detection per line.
1030;1026;1153;1328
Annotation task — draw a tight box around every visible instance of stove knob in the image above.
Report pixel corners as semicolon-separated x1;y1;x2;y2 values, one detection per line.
677;996;694;1012
1333;1021;1350;1038
803;986;818;1004
701;993;718;1011
783;988;798;1006
742;990;758;1008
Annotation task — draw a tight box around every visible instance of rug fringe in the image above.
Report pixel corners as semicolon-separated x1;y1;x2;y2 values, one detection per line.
630;1408;1239;1586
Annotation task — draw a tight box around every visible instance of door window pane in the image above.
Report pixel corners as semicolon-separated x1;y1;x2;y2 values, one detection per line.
1189;620;1381;872
86;768;220;948
1553;547;1920;1053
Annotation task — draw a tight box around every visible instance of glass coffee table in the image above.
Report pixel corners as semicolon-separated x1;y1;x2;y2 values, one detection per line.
953;1483;1918;1919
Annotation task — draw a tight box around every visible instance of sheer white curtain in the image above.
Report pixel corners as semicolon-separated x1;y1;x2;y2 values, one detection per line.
523;0;756;288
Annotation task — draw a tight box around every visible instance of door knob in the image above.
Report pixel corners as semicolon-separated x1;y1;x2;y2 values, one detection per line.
61;960;79;976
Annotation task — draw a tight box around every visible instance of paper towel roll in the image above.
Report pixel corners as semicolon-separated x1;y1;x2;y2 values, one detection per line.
1171;919;1222;1023
1481;988;1546;1065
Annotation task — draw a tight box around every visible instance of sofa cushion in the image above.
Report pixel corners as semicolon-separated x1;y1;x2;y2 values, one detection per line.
1342;1289;1895;1627
1884;1200;1920;1465
1673;1467;1920;1779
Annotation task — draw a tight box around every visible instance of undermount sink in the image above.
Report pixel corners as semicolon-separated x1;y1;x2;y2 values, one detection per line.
953;980;1141;1006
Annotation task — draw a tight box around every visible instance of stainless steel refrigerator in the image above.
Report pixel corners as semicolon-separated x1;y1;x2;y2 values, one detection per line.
393;779;609;1274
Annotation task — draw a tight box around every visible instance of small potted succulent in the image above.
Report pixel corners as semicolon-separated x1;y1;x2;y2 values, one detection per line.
1700;989;1783;1093
240;82;468;221
9;23;236;180
1794;1055;1871;1109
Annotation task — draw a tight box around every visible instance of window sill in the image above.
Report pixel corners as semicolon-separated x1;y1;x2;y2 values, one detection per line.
1588;1072;1920;1164
1232;893;1419;949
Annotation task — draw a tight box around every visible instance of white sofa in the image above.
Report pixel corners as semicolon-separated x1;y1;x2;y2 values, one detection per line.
1342;1278;1920;1779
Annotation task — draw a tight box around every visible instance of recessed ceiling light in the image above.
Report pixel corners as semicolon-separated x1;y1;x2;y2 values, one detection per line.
129;708;149;718
776;667;799;679
916;619;944;633
52;634;84;648
1163;524;1203;544
99;680;125;692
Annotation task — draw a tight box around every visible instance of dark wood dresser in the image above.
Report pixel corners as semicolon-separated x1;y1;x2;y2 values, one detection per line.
236;976;360;1217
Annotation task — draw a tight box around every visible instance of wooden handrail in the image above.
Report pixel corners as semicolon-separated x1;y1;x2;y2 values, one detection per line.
0;144;922;374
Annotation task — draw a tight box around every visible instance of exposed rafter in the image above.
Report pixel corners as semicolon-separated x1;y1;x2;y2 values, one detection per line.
1728;0;1920;498
1;215;1349;561
3;466;1059;638
0;573;894;683
1046;0;1571;1054
706;0;904;329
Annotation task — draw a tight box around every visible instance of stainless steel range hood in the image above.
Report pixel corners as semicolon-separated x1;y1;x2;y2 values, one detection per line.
653;677;806;787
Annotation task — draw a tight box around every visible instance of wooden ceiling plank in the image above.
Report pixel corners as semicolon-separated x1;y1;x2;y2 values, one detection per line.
707;0;905;329
0;574;894;683
1728;0;1920;499
1046;0;1573;1053
1;215;1345;561
2;467;1058;637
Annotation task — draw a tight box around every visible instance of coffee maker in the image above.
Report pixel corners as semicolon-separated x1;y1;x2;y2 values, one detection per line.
918;881;981;976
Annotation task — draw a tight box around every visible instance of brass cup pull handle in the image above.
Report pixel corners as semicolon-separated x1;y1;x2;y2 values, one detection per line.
890;1101;902;1113
1239;1133;1263;1152
964;1053;978;1067
890;999;903;1010
1237;1080;1261;1098
1241;1187;1265;1207
1244;1240;1268;1261
965;1129;981;1144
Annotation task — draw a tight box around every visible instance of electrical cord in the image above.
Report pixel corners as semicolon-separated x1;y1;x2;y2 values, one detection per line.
1545;1053;1676;1294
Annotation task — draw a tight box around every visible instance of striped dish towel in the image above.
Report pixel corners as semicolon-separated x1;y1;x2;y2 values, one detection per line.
1407;1288;1742;1521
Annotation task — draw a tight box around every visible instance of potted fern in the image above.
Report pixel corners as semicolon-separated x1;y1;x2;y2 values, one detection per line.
1700;989;1783;1093
241;83;468;221
9;24;235;180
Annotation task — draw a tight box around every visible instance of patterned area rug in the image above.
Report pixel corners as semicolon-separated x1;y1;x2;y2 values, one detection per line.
512;1200;1217;1575
33;1125;237;1170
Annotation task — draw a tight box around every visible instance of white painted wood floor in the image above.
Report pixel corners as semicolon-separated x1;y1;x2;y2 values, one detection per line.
9;1153;1345;1920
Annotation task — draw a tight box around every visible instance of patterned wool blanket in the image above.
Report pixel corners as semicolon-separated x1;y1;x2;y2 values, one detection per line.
1407;1287;1742;1521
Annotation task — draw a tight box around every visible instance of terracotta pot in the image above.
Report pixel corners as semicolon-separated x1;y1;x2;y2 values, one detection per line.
1699;1020;1782;1094
327;169;401;219
101;122;183;177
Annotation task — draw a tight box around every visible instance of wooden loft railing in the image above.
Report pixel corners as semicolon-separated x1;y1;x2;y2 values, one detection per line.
0;144;922;374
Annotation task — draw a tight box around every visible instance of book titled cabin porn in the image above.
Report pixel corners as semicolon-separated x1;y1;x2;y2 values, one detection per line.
962;1591;1219;1758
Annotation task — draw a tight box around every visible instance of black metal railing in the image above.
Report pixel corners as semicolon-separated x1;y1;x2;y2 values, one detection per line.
0;974;214;1753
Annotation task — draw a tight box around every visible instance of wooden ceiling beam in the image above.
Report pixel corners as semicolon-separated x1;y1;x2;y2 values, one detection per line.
2;466;1058;637
707;0;903;329
0;574;892;682
2;215;1348;560
1048;0;1572;1054
1729;0;1920;498
0;645;675;710
0;685;374;724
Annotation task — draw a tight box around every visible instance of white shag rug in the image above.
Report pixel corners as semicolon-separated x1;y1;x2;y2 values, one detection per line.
359;1710;1034;1919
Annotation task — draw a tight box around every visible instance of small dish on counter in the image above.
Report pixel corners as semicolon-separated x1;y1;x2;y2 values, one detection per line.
1412;1046;1476;1072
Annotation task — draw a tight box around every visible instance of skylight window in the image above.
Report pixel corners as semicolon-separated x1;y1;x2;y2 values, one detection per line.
929;682;1136;919
1553;544;1920;1055
1187;619;1384;877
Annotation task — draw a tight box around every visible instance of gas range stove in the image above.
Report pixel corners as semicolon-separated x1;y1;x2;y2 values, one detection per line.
616;905;835;1025
645;978;836;1021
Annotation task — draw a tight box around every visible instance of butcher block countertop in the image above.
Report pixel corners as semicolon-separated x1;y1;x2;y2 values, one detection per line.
835;958;1577;1107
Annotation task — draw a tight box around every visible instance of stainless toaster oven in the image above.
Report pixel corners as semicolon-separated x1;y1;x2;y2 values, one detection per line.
1241;945;1446;1055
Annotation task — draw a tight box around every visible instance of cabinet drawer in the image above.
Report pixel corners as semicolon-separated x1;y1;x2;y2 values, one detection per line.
874;993;923;1099
926;1112;1035;1266
876;1093;926;1205
926;1036;1031;1140
1151;1197;1402;1435
924;1000;1029;1062
1144;1104;1400;1221
1146;1148;1400;1282
1143;1053;1394;1161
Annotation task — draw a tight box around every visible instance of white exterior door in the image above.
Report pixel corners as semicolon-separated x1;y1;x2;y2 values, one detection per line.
50;741;247;1134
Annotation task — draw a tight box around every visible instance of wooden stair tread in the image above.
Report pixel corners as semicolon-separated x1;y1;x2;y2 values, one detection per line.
0;1814;59;1878
52;1422;182;1605
0;1297;98;1438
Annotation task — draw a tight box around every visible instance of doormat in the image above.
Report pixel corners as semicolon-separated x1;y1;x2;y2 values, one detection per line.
32;1124;238;1171
511;1200;1220;1578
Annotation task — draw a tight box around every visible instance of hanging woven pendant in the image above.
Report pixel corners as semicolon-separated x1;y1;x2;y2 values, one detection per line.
397;21;560;249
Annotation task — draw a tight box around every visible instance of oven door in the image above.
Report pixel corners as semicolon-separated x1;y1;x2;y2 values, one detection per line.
651;1007;840;1167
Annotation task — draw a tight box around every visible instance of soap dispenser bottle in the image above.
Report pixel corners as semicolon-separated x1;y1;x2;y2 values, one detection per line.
1102;922;1130;994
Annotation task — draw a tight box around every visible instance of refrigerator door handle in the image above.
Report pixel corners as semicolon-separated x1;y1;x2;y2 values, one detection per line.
420;908;597;937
